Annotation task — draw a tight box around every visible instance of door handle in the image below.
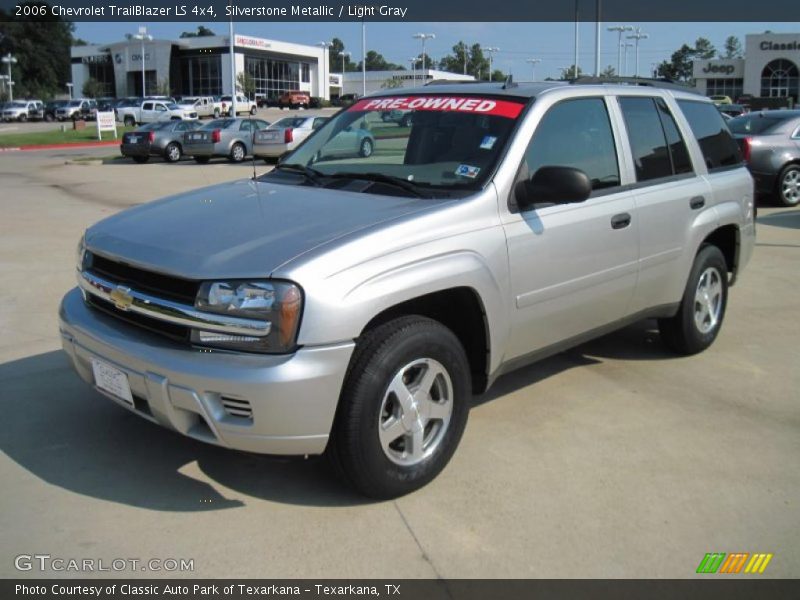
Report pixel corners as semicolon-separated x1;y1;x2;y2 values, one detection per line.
611;213;632;230
690;195;706;209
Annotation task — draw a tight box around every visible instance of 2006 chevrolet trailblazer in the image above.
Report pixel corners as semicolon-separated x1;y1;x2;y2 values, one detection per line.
60;80;755;498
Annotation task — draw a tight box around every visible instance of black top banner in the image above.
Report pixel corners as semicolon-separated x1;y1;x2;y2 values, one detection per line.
1;0;799;22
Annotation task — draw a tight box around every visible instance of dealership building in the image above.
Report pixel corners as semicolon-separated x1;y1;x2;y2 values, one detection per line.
70;33;330;100
693;32;800;102
341;69;475;96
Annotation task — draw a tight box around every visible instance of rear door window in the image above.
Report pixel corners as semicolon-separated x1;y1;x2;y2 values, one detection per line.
677;100;742;170
619;97;693;182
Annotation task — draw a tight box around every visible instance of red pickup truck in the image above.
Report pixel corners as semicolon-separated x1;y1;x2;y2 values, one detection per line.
278;90;311;110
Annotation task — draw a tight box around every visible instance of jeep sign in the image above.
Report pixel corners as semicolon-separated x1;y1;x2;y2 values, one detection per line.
703;64;736;75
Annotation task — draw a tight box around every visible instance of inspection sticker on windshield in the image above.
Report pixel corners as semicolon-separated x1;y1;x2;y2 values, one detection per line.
456;165;481;179
349;96;525;118
480;136;497;150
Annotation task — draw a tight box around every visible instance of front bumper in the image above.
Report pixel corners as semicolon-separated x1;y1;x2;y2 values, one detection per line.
59;287;354;455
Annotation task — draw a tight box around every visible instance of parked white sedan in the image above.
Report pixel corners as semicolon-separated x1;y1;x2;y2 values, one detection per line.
253;115;329;160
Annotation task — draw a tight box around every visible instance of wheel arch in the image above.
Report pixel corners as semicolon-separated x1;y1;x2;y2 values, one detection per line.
700;224;740;282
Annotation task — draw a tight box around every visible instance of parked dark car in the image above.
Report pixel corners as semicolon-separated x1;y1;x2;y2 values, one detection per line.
730;110;800;206
718;103;747;118
120;120;204;163
332;93;360;107
44;100;69;122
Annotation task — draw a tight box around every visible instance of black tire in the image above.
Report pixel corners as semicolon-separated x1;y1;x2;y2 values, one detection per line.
132;156;149;164
250;106;257;115
328;316;471;499
775;164;800;207
19;114;27;123
213;108;220;118
359;138;374;158
658;245;728;355
123;116;135;127
229;142;246;163
164;142;182;163
45;113;54;122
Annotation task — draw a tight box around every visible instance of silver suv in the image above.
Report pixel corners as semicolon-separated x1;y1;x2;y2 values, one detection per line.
59;81;755;498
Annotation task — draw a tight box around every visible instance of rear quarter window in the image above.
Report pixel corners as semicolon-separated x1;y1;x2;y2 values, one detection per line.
677;100;742;171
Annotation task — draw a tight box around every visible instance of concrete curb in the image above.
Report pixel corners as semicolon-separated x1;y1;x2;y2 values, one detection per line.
0;140;120;153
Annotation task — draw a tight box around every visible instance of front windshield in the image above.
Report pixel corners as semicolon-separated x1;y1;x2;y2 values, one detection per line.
278;94;527;190
166;103;181;110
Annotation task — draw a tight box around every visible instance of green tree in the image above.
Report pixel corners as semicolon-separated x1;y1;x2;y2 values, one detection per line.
657;43;696;82
694;37;717;60
328;37;356;74
438;41;470;75
559;64;584;80
82;78;105;98
722;36;743;58
179;26;215;38
381;77;403;89
600;65;616;77
0;1;75;98
72;38;89;46
236;71;256;98
356;50;405;71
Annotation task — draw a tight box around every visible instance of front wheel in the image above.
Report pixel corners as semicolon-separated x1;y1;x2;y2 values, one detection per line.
19;114;27;122
359;138;374;158
123;116;135;127
250;106;257;115
328;316;471;499
213;108;220;118
658;245;728;355
776;164;800;207
229;142;246;163
164;142;182;163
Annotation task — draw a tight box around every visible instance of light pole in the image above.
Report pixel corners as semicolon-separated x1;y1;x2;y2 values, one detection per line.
413;33;435;85
129;28;152;97
627;28;649;77
66;83;73;100
2;53;17;101
338;51;350;95
594;0;601;76
484;46;499;81
318;42;333;100
607;25;633;76
409;57;417;85
526;58;541;81
361;20;366;96
574;0;580;79
621;42;634;77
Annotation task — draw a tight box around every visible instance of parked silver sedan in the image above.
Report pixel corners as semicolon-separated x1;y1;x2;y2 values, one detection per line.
730;110;800;206
253;115;329;160
183;117;270;163
120;120;203;163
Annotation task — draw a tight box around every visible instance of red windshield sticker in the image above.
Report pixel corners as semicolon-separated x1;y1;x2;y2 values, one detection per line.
349;96;525;119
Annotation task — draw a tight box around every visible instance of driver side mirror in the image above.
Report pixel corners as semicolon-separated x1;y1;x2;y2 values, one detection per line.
516;166;592;210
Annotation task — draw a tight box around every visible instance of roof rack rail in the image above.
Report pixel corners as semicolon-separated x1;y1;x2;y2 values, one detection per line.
570;76;702;94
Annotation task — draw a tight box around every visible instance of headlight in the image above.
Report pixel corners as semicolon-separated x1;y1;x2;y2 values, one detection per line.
76;233;88;271
193;280;303;353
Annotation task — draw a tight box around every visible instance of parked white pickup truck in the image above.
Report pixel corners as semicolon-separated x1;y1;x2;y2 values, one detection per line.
178;96;221;119
220;95;258;116
117;100;198;126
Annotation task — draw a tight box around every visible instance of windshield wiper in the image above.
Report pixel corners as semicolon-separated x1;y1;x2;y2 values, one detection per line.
324;172;428;198
270;163;324;186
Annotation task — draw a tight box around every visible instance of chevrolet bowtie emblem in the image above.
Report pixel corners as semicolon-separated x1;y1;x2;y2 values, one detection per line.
110;286;133;311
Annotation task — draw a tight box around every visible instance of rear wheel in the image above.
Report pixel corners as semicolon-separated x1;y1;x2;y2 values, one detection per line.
132;156;149;164
776;164;800;207
229;142;246;163
658;245;728;355
164;142;182;163
213;108;220;118
123;116;135;127
250;106;257;115
328;316;471;499
359;138;374;158
19;114;27;122
193;156;211;164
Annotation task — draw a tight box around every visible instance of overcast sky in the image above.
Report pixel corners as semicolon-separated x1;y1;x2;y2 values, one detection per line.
74;21;800;80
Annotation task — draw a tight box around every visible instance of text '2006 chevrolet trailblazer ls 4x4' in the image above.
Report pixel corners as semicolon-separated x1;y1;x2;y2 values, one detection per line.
60;80;755;498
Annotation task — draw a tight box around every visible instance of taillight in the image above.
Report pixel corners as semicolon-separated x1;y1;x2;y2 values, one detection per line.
148;131;155;143
284;128;293;143
212;129;221;143
742;137;752;163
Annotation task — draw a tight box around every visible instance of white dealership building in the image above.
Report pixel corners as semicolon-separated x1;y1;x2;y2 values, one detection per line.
70;33;330;100
693;32;799;103
341;69;475;96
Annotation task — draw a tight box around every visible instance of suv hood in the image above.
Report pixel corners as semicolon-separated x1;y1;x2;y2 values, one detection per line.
85;179;439;280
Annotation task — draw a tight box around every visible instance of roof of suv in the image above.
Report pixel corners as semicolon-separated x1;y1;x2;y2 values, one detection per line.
367;79;705;101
